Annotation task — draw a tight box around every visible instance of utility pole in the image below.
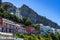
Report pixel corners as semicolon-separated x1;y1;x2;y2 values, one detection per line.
0;0;2;8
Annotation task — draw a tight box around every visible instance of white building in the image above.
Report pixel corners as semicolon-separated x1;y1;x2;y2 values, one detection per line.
16;8;22;19
40;24;57;34
51;28;56;34
0;32;24;40
56;29;60;34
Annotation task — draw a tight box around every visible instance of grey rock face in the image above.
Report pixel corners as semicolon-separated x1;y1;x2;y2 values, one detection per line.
20;5;37;23
20;4;60;29
2;2;17;14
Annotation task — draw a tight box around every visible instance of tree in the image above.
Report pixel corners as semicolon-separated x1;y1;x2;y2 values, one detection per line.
20;17;32;26
25;18;32;26
3;11;9;19
9;14;20;23
57;34;60;40
50;33;58;40
31;24;40;31
0;8;4;13
2;4;12;11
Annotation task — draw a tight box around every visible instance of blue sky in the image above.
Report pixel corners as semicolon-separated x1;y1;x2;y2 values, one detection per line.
3;0;60;25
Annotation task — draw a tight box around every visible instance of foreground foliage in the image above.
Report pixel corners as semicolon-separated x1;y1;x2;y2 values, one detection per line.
16;33;60;40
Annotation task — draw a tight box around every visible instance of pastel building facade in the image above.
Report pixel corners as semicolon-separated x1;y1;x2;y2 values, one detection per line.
0;17;20;33
0;17;36;34
18;26;36;34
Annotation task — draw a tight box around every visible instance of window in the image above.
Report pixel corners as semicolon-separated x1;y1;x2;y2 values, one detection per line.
13;25;16;29
7;24;10;28
3;28;6;32
11;25;13;28
9;24;11;29
4;23;7;28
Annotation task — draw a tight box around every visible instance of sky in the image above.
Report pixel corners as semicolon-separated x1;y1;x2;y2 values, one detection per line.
2;0;60;25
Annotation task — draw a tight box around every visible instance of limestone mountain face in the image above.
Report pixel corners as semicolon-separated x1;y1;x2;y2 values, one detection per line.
19;5;38;23
20;5;60;29
2;2;60;29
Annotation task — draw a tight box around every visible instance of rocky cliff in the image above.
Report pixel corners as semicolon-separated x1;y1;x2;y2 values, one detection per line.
19;5;60;29
2;2;60;29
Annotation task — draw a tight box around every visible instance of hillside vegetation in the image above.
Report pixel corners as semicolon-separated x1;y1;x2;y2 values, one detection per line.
0;8;39;30
16;33;60;40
